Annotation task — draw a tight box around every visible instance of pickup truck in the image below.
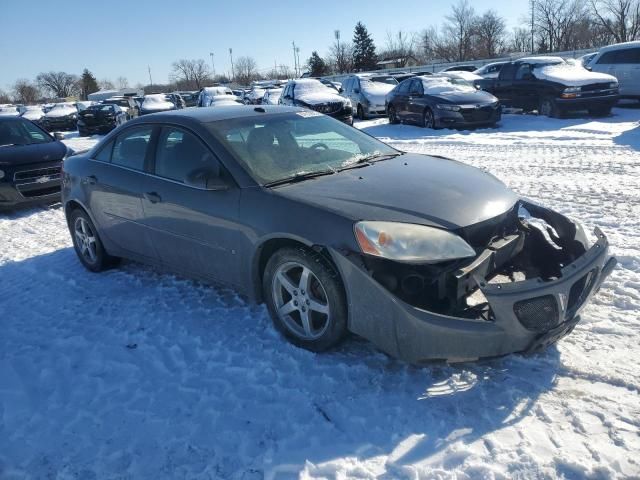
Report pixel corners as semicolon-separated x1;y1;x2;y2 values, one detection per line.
477;56;619;117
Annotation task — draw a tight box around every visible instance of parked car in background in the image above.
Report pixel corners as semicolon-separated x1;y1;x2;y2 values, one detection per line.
279;78;353;124
0;116;69;209
386;75;501;129
441;65;478;72
341;74;396;119
140;94;178;115
207;95;243;107
102;96;139;119
75;101;96;112
244;86;267;105
319;79;342;92
479;56;619;117
77;104;127;136
41;103;79;131
580;52;598;68
386;72;412;83
61;105;615;363
167;93;186;109
262;88;283;105
197;86;235;107
20;105;45;124
0;105;21;117
174;91;199;107
42;103;55;114
473;61;507;79
588;41;640;100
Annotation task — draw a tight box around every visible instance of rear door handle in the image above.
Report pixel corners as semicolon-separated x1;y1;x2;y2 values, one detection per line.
144;192;162;203
84;175;97;185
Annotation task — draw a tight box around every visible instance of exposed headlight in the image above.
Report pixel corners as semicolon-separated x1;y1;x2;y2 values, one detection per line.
563;86;581;94
436;104;461;112
609;82;618;89
0;169;4;180
354;221;476;263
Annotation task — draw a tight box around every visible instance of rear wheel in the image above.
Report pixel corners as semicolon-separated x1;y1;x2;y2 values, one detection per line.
539;97;563;118
388;105;399;124
263;247;347;352
69;208;119;272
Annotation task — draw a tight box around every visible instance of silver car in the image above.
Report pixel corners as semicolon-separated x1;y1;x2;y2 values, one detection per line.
340;74;397;120
589;41;640;100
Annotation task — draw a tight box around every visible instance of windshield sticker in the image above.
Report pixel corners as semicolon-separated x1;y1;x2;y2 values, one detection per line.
296;110;322;118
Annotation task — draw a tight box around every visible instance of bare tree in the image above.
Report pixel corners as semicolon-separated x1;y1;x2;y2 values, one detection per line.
13;79;40;104
417;27;440;62
328;37;353;74
534;0;589;52
475;10;507;58
590;0;640;41
99;79;115;90
234;56;258;85
117;76;129;89
444;0;477;61
510;27;532;52
380;30;416;66
36;71;79;98
0;89;11;104
171;59;211;90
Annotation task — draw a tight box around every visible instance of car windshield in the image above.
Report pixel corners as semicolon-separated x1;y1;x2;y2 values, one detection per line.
295;80;330;94
361;80;394;92
105;99;129;107
421;77;476;92
88;105;114;112
368;76;398;85
0;118;52;147
208;111;399;185
52;104;74;111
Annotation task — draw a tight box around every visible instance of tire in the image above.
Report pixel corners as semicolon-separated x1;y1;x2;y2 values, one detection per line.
263;247;348;352
388;105;399;124
539;97;563;118
69;208;118;272
357;104;367;121
78;129;87;137
588;106;612;117
422;108;437;129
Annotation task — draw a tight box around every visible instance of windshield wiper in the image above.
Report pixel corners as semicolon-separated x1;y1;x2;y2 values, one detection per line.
264;169;335;187
337;152;404;172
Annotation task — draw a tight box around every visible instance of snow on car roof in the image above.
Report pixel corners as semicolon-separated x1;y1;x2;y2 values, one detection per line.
599;40;640;51
516;56;565;64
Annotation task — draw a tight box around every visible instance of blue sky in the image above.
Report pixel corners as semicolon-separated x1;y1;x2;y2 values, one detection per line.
1;0;528;91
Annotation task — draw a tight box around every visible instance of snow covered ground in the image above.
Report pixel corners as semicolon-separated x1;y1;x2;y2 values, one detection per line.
1;108;639;479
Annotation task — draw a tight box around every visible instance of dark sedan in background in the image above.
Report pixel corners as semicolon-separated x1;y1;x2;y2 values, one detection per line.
61;105;614;363
386;75;501;129
279;79;353;124
77;104;127;137
0;117;68;209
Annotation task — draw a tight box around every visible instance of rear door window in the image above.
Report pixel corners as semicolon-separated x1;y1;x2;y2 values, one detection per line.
597;51;618;64
112;126;153;171
615;48;640;64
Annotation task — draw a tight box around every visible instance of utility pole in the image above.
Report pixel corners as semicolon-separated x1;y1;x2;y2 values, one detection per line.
335;30;341;72
296;47;301;75
229;48;235;82
530;0;535;54
209;52;215;78
292;41;298;77
148;65;153;89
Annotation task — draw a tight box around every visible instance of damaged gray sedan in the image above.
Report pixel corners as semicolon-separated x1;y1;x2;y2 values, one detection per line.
61;105;616;363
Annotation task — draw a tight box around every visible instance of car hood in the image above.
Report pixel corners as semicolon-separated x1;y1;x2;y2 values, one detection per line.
297;91;345;105
274;153;519;230
535;65;617;86
0;140;67;166
45;108;76;118
431;89;497;104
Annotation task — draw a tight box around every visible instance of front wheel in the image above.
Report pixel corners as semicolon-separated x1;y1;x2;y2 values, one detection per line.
357;104;367;121
539;97;563;118
263;247;347;352
422;108;436;129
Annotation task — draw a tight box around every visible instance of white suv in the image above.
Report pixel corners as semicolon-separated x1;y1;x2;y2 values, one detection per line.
589;41;640;100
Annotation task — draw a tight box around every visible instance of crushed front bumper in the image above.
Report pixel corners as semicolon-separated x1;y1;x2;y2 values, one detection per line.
329;225;616;364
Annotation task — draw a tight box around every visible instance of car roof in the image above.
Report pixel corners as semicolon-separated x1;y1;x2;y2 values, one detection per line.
599;40;640;51
515;56;565;63
129;104;304;124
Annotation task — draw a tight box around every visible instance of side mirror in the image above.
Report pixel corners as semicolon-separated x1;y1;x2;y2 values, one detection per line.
585;65;592;71
53;132;65;141
185;166;229;191
338;87;343;93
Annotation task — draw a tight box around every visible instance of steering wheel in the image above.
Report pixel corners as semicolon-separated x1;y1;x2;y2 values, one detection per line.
309;143;329;150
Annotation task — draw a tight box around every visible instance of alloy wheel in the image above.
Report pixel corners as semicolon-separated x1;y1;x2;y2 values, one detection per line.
74;216;98;264
424;109;434;128
272;261;331;340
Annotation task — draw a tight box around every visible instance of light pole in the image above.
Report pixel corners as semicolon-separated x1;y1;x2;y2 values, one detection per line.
209;52;215;78
229;48;235;82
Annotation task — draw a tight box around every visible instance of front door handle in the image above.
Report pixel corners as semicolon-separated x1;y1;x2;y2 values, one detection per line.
144;192;162;203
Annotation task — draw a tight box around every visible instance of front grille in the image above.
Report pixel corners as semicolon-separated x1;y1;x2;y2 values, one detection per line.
567;269;597;316
582;83;611;91
514;295;559;332
14;166;61;181
310;102;343;115
18;186;60;198
460;106;494;123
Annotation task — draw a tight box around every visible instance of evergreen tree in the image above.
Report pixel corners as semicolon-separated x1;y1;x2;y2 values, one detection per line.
307;51;329;77
352;22;377;71
79;69;99;100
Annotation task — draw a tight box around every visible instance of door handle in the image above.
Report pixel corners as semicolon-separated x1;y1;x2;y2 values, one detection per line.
144;192;162;203
84;175;97;185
